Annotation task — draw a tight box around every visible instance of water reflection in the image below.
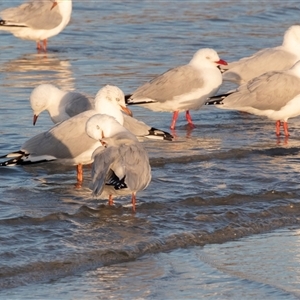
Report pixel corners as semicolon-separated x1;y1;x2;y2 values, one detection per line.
0;53;75;90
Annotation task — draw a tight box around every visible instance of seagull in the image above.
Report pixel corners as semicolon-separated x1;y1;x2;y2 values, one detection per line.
0;0;72;51
30;83;174;141
30;84;93;125
125;48;227;130
222;25;300;85
0;86;133;187
205;60;300;137
86;114;152;212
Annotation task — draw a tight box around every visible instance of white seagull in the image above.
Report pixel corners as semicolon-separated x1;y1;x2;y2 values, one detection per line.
222;25;300;85
206;61;300;137
125;48;227;130
86;114;152;212
0;0;72;51
30;83;174;141
0;86;133;187
30;84;93;125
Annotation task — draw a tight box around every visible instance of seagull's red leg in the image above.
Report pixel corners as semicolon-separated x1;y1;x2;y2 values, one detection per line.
170;111;179;130
42;39;47;51
131;193;136;213
36;41;41;50
75;164;83;188
283;122;290;137
275;120;281;136
108;195;114;206
185;110;196;128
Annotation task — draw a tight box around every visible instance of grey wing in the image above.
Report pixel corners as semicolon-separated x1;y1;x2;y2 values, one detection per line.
1;0;62;29
118;144;151;192
223;48;297;83
64;93;94;118
22;111;97;159
225;72;300;110
123;114;174;140
123;114;150;136
91;147;119;196
131;65;204;102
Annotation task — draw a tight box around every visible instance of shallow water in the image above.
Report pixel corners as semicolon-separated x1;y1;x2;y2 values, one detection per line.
1;1;300;299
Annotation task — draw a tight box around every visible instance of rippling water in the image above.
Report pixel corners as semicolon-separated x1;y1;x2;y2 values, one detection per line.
1;1;300;299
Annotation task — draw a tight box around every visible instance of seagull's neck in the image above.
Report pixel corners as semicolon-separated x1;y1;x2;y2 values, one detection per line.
95;100;124;125
57;1;72;26
282;35;300;56
103;126;138;145
46;89;69;122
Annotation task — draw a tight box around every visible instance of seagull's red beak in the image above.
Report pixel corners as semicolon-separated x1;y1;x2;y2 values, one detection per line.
33;114;38;125
121;105;133;117
51;1;58;10
215;59;228;66
100;132;107;146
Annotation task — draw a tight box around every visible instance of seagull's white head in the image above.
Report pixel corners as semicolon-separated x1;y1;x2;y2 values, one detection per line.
30;84;62;125
189;48;227;68
94;85;132;125
86;113;124;142
282;25;300;52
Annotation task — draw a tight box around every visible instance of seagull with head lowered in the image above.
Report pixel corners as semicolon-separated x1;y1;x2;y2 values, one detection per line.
125;48;227;130
30;83;174;141
0;0;72;51
86;114;152;212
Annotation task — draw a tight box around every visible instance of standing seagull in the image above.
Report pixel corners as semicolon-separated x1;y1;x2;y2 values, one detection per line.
0;0;72;51
86;114;152;212
205;61;300;137
222;25;300;85
0;86;132;187
125;48;227;130
30;83;174;141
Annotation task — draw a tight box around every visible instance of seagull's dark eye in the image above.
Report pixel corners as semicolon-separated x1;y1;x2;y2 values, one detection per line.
96;125;100;130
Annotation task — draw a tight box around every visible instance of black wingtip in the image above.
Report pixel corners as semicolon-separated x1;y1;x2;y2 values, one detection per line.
107;173;127;190
0;150;24;159
205;98;225;105
205;91;234;105
0;20;28;27
0;152;26;166
125;94;157;106
149;127;174;141
125;94;132;104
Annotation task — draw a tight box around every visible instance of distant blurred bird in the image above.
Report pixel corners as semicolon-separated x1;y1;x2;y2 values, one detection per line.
125;48;227;130
206;60;300;137
0;0;72;51
221;25;300;85
86;114;152;212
